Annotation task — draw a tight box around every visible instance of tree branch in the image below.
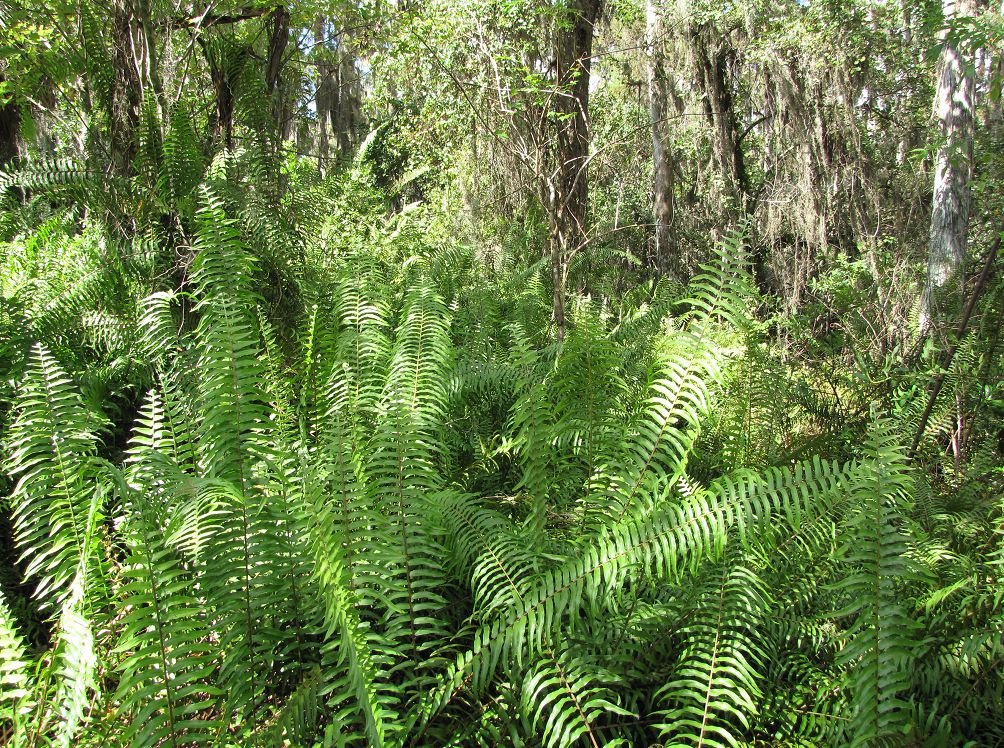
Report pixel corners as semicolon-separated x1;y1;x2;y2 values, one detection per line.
909;219;1004;459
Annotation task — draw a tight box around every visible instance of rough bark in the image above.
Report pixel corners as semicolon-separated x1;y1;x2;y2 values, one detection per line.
109;0;145;172
202;38;238;151
923;0;976;331
0;83;20;167
547;0;602;341
265;6;291;138
691;24;749;212
647;0;676;275
332;42;362;156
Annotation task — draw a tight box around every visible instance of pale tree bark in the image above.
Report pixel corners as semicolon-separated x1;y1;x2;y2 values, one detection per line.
332;41;362;156
314;16;331;172
646;0;676;275
923;0;976;332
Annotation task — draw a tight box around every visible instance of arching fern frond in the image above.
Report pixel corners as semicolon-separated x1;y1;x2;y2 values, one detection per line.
4;344;105;608
191;196;267;486
367;282;454;690
522;648;631;748
832;422;919;747
51;575;99;748
420;456;850;726
301;458;391;747
582;234;756;528
436;492;536;616
114;485;223;748
0;587;33;738
655;553;770;748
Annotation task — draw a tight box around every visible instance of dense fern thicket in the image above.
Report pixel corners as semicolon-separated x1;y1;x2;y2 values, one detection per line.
1;134;1003;748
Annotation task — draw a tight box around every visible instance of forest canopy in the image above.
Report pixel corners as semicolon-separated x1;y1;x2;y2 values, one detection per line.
1;0;1003;746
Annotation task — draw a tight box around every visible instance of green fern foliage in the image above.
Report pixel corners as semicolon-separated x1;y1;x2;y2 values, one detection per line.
655;554;768;747
2;166;1001;748
522;649;630;748
114;487;222;748
51;576;99;748
832;423;920;747
0;588;32;736
4;344;105;607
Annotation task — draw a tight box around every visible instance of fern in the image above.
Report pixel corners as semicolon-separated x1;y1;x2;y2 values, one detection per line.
113;475;223;748
4;344;105;607
582;234;754;528
831;422;919;746
655;552;769;747
0;588;33;739
420;456;849;727
303;458;391;747
522;648;631;748
366;283;453;684
51;575;99;748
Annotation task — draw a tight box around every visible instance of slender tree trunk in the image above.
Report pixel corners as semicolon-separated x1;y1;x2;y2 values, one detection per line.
548;0;602;341
333;41;362;156
923;0;976;331
265;6;291;139
647;0;676;275
314;16;330;172
989;1;1004;127
691;24;749;213
202;39;237;151
110;0;145;172
0;81;20;167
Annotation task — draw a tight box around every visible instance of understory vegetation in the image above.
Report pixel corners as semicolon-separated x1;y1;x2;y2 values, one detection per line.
1;0;1003;746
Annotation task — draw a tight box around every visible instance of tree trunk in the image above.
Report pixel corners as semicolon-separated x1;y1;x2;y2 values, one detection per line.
548;0;602;341
691;23;749;213
265;6;291;139
0;82;20;167
647;0;676;276
923;0;976;331
109;0;145;172
201;38;237;152
314;16;331;172
988;1;1004;127
332;41;362;156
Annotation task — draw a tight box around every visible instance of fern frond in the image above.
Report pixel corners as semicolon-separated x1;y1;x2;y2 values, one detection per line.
420;456;849;725
4;344;105;607
302;459;391;747
51;575;99;748
0;587;33;731
159;107;205;208
114;486;223;748
436;492;536;615
191;202;267;485
322;274;392;440
522;648;631;748
260;666;324;747
137;291;184;367
832;422;919;746
198;479;272;732
367;283;454;682
655;554;769;748
682;228;756;333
